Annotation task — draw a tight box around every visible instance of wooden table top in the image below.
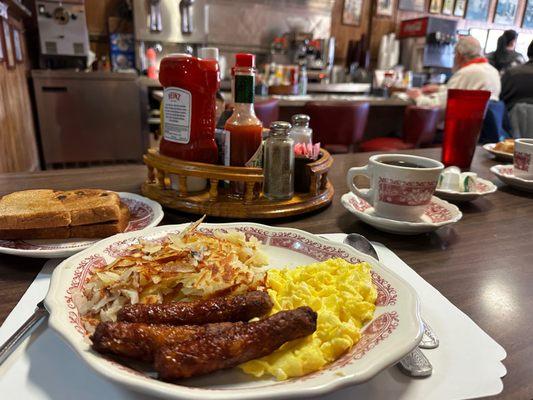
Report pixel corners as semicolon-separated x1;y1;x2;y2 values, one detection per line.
0;147;531;399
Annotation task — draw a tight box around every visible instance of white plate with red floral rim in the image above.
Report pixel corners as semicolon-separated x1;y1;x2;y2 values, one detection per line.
490;164;533;192
435;177;498;202
341;191;462;235
483;143;513;162
45;223;423;400
0;193;164;258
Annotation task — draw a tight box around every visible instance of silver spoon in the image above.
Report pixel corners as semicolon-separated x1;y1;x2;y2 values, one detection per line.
343;233;435;378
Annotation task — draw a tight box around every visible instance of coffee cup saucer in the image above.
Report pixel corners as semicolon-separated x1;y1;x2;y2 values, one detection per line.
341;191;463;235
490;164;533;193
435;177;497;202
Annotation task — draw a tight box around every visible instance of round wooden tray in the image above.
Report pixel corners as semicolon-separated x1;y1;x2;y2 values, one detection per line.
141;148;334;219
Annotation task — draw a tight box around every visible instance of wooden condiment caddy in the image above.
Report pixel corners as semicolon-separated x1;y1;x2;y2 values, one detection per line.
141;148;334;219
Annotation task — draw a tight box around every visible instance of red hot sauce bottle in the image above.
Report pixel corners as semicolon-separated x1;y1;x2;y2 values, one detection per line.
224;53;263;167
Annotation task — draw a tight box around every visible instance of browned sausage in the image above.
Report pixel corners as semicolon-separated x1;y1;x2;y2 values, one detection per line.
154;306;317;380
117;291;273;325
91;321;234;362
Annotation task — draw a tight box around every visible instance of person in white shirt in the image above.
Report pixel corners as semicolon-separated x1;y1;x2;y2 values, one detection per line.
407;36;501;108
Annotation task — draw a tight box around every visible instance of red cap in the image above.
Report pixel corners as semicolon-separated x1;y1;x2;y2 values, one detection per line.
235;53;255;68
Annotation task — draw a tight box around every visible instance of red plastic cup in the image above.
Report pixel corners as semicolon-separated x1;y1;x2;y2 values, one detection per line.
441;89;491;170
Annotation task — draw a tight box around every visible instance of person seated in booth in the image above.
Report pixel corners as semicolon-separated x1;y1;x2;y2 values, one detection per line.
501;40;533;112
487;30;525;73
407;37;501;109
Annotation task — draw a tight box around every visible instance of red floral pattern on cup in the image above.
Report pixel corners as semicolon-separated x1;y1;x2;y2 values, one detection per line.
348;194;453;224
378;178;437;206
514;152;531;171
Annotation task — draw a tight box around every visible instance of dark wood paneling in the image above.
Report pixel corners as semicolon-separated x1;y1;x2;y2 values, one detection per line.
0;16;39;172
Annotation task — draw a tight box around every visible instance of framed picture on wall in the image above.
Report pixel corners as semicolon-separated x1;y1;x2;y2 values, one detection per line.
2;18;14;69
441;0;455;15
524;0;533;29
429;0;442;13
454;0;467;17
0;18;4;62
465;0;490;21
376;0;395;17
342;0;364;26
494;0;519;25
12;27;22;63
398;0;426;12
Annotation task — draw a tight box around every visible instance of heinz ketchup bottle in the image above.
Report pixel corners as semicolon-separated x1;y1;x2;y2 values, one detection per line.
159;54;219;164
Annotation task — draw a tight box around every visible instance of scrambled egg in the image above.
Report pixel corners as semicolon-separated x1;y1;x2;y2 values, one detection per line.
240;258;377;380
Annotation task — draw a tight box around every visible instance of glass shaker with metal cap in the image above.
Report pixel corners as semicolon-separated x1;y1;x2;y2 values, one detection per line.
289;114;313;147
263;121;295;200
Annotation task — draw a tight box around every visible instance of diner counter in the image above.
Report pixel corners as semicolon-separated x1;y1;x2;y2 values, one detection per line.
265;94;409;107
0;147;531;399
139;76;371;95
150;90;409;107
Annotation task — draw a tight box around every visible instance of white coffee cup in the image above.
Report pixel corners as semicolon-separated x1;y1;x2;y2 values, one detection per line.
347;154;444;221
514;138;533;180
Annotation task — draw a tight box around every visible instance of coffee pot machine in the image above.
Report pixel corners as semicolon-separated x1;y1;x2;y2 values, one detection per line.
35;0;90;69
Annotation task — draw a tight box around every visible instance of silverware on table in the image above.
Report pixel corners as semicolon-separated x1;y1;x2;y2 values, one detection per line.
420;319;439;349
397;348;433;377
343;233;436;378
0;300;48;366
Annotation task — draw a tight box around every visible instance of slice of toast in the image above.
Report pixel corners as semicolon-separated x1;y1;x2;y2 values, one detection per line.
0;190;70;230
70;203;130;238
0;203;130;240
59;189;122;226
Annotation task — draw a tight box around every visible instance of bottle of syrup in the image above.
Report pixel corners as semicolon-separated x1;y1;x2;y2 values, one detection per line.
224;53;263;167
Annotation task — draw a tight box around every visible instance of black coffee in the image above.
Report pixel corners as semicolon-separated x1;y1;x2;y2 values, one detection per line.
381;160;426;168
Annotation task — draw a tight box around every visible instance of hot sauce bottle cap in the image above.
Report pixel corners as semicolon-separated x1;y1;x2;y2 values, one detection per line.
235;53;255;68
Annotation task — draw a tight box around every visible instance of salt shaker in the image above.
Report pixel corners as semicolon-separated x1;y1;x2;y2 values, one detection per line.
289;114;313;147
263;121;294;200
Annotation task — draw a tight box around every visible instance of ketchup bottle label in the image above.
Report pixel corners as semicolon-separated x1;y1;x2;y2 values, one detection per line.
163;87;192;144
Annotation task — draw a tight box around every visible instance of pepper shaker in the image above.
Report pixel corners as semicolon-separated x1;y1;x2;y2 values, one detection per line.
263;121;294;200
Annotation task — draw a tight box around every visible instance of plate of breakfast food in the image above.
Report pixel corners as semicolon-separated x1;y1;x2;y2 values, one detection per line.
435;167;497;202
0;190;163;258
45;220;422;400
483;139;514;162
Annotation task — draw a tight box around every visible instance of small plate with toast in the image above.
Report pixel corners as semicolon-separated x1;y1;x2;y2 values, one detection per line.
483;140;514;162
0;190;163;258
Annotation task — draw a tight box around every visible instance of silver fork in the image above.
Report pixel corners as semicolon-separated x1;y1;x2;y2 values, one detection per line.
0;300;48;366
343;233;437;378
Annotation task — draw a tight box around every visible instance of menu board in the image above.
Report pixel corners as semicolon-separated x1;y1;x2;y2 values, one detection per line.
516;33;533;60
485;29;504;54
469;28;489;52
